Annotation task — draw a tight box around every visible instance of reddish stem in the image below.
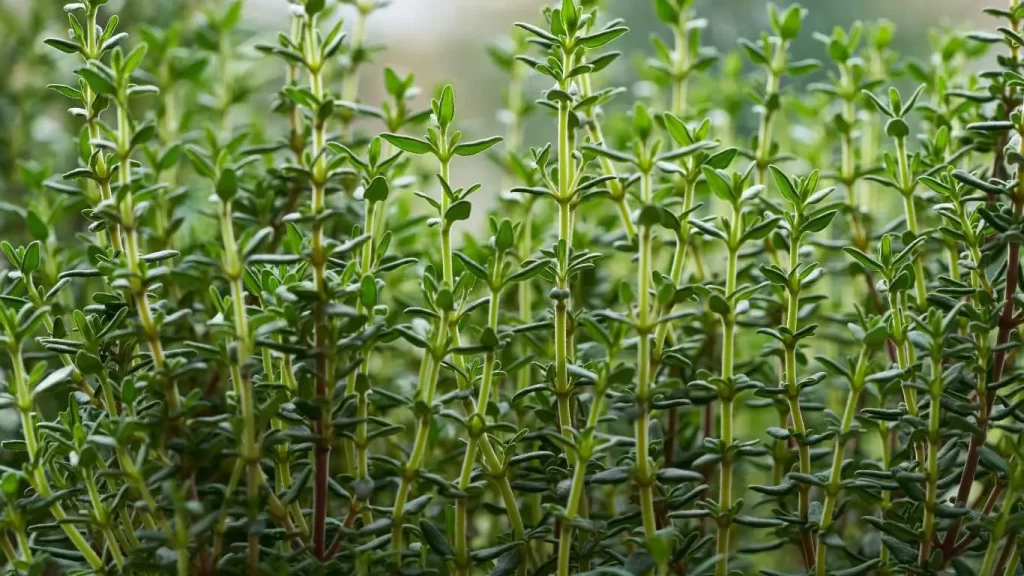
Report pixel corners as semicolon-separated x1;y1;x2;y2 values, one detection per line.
941;214;1021;561
312;302;330;560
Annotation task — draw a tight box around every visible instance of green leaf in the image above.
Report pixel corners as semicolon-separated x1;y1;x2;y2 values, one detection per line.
662;112;692;147
26;211;49;241
701;166;734;203
779;4;803;40
653;0;679;24
437;84;455;128
216;168;238;201
381;133;434;155
184;147;216;179
360;275;377;308
33;366;75;397
22;242;41;274
769;165;799;205
582;145;634;164
578;26;628;49
445;201;472;223
122;44;147;76
454;252;489;282
885;118;909;139
801;210;837;234
419;519;454;559
45;37;81;54
842;247;882;271
364;176;390;203
453;136;503;157
305;0;325;16
75;67;117;96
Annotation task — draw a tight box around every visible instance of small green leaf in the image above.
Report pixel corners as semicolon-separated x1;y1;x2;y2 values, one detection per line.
437;84;455;128
45;37;81;54
453;136;503;157
381;133;434;155
445;201;472;223
75;67;117;96
578;26;628;49
216;168;238;201
364;176;390;203
22;242;41;274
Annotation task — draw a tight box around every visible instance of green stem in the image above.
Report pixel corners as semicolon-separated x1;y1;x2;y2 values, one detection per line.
918;354;942;567
653;178;695;358
895;137;927;308
219;195;261;573
9;345;104;570
303;13;334;558
636;170;657;540
715;203;741;576
557;360;613;576
888;292;920;417
455;292;503;573
579;44;635;240
553;46;576;442
981;492;1020;576
785;220;814;565
84;472;126;568
392;310;449;563
670;15;690;117
815;348;868;576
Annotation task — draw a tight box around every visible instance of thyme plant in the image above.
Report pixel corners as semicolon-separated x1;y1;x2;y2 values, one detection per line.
5;0;1024;575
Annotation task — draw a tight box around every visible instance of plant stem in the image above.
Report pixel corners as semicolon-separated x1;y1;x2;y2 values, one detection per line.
391;309;448;563
918;354;942;567
557;358;613;576
553;48;576;441
815;348;868;576
303;12;333;558
578;25;635;241
218;193;261;573
455;291;502;574
942;183;1024;561
888;290;920;417
115;97;179;413
8;346;104;570
636;170;658;540
671;12;690;117
785;217;815;566
895;137;927;309
84;5;123;251
715;203;741;576
981;491;1020;576
653;178;695;357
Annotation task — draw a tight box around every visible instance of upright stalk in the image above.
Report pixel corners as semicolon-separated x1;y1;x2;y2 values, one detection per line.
918;354;942;566
391;135;457;563
815;348;868;575
302;12;333;559
715;201;742;576
556;360;612;576
895;136;928;309
454;293;501;575
785;213;815;567
114;68;180;414
217;185;261;573
942;149;1024;559
635;169;658;540
7;345;104;570
553;48;576;440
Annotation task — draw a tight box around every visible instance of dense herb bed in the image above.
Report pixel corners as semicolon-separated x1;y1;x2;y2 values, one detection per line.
2;0;1024;575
